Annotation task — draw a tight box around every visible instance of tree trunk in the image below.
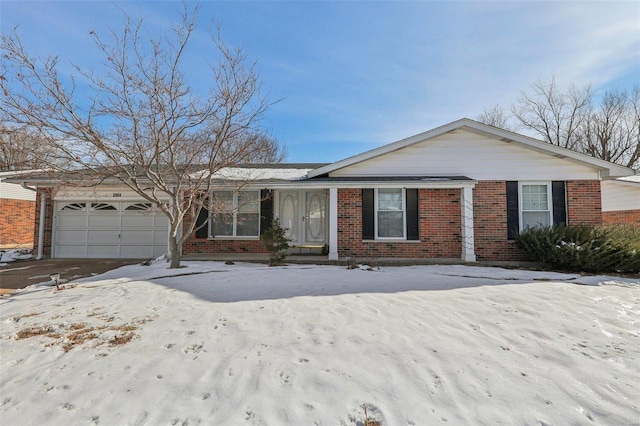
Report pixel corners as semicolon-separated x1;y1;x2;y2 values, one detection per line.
168;235;181;269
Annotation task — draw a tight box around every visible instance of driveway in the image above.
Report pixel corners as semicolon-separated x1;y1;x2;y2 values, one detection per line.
0;258;142;292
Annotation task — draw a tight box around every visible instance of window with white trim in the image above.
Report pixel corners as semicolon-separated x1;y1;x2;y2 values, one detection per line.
376;188;405;238
520;183;552;230
212;190;260;237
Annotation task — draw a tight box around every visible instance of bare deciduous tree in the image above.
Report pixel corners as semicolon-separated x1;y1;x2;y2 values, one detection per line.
578;86;640;169
1;4;284;267
475;104;517;132
477;77;639;170
0;123;53;171
511;76;593;150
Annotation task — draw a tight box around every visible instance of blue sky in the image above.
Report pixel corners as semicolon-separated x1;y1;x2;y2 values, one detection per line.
2;1;639;162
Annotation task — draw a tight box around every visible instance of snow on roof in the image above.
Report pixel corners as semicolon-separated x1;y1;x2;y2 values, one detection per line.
209;166;312;181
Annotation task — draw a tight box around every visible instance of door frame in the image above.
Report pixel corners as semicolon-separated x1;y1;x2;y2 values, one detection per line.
274;189;328;246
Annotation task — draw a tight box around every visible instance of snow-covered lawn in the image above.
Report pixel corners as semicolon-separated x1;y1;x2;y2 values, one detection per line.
1;262;638;425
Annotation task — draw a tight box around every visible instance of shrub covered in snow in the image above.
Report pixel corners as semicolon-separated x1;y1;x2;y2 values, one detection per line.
515;224;640;274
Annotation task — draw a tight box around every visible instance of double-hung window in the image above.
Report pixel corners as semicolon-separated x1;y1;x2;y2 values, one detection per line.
212;190;260;237
519;183;552;230
376;188;405;239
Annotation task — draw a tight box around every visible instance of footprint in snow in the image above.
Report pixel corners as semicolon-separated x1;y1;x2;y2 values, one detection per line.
60;402;75;411
132;411;148;426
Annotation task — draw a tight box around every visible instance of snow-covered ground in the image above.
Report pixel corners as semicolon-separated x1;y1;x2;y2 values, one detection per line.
1;262;638;425
0;249;32;266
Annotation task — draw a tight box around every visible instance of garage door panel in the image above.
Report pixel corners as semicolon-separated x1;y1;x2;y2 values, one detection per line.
54;200;168;259
58;215;89;228
154;215;169;227
120;230;154;243
88;215;120;228
87;229;121;243
121;214;156;228
56;230;87;244
55;245;88;258
87;245;120;258
154;231;168;244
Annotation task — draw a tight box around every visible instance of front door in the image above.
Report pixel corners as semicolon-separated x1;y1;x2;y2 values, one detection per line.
277;190;327;246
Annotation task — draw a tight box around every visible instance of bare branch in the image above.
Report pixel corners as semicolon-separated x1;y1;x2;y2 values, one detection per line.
0;5;284;267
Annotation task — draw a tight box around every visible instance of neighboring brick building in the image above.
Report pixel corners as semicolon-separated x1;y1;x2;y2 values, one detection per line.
0;171;37;249
11;119;636;261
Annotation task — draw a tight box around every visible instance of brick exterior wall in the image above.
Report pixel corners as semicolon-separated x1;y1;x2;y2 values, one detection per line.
33;188;54;256
473;181;523;261
566;180;602;225
0;198;36;248
602;210;640;225
39;180;606;260
336;188;462;259
183;238;267;254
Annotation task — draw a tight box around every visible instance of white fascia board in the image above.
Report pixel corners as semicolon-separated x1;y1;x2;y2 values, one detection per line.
239;180;477;190
307;118;635;179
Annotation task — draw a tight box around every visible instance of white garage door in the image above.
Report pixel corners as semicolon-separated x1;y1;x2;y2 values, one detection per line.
53;201;169;259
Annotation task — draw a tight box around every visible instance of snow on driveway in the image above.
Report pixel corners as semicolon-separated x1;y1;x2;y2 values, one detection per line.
1;262;638;425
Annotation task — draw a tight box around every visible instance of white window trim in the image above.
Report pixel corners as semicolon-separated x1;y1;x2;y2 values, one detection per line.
209;190;261;239
374;188;407;240
518;182;553;231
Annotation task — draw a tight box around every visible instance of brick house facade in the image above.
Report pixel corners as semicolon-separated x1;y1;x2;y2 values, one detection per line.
13;119;636;261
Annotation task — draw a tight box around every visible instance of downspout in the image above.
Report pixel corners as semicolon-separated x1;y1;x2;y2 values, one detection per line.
20;183;46;260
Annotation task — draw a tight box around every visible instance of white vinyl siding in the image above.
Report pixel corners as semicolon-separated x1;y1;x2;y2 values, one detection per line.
519;183;552;230
212;190;260;238
376;188;405;239
601;180;640;212
331;130;600;181
0;175;36;201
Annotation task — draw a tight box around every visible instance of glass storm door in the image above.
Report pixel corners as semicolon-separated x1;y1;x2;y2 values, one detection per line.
304;191;325;244
278;190;327;245
278;191;299;243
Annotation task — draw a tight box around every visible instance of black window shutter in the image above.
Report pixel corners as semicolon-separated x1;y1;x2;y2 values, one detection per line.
362;189;375;240
195;202;209;239
406;188;419;240
552;181;567;226
506;181;519;240
260;189;274;235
